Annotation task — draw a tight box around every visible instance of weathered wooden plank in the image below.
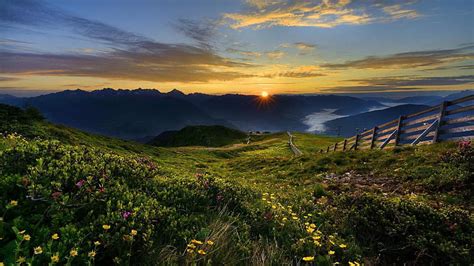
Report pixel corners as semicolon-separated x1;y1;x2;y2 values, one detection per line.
370;127;378;149
376;118;398;129
401;114;438;127
394;116;404;146
400;124;430;134
412;120;438;145
403;131;435;141
439;125;474;134
447;94;474;105
380;130;397;149
354;134;360;150
405;105;440;119
432;102;447;143
446;105;474;116
443;115;474;125
377;125;398;135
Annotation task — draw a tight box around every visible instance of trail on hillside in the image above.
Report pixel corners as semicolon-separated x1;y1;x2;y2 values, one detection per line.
287;131;303;156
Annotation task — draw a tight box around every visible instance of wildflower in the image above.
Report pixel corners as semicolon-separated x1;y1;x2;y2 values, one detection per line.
122;211;132;219
75;179;85;188
94;241;101;246
10;200;18;206
88;251;96;258
51;254;60;263
306;227;315;234
23;234;31;241
102;224;111;230
0;262;3;266
51;191;62;200
328;250;335;255
186;249;194;254
302;256;314;262
314;240;321;247
52;233;60;240
292;216;298;220
187;243;196;249
349;262;360;266
17;257;26;263
191;239;203;245
272;205;276;209
70;248;78;257
131;229;138;236
309;223;316;228
339;243;347;249
34;246;43;255
197;249;206;255
206;240;214;245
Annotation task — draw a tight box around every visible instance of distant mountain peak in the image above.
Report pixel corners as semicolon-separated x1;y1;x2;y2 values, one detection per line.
167;89;185;96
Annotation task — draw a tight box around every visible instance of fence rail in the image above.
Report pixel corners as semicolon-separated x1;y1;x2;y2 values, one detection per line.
320;94;474;153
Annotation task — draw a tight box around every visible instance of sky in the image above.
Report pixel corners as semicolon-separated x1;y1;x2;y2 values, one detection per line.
0;0;473;96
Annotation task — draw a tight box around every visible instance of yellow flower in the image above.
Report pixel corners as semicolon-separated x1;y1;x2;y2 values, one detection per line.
197;249;206;255
309;223;316;229
16;257;26;263
313;240;321;247
10;200;18;206
34;246;43;255
186;249;194;253
51;233;59;240
328;250;335;255
0;262;3;266
70;248;78;257
130;229;137;236
51;254;60;263
302;256;314;262
271;205;276;209
94;241;101;246
88;251;96;258
306;227;315;234
206;240;214;245
292;216;298;220
339;243;347;249
102;224;111;230
191;239;203;245
187;243;196;249
23;234;31;241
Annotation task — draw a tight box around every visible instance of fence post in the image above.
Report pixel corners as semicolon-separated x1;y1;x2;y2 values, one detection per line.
333;142;338;152
354;134;360;150
342;139;347;151
370;126;377;149
326;146;330;153
394;116;404;146
432;101;447;143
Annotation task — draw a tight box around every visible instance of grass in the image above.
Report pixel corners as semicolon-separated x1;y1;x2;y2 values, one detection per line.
0;105;472;264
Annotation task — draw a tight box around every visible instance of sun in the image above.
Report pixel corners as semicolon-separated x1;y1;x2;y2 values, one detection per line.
261;91;269;98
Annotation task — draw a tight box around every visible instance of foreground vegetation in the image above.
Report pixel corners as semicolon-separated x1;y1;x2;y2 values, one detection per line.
0;105;472;265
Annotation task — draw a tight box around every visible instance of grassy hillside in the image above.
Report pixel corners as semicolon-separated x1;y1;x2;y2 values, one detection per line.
0;105;472;265
148;125;248;147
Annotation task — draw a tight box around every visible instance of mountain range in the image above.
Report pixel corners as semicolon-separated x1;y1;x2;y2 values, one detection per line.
0;89;471;140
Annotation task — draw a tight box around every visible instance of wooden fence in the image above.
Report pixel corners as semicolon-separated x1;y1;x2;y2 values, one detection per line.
320;94;474;153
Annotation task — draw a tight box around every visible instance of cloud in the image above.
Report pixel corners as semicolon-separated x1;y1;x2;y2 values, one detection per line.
226;48;262;57
323;74;474;93
348;75;474;87
0;0;255;83
173;19;218;49
265;50;285;59
224;0;420;29
322;45;474;69
0;76;20;82
294;42;316;54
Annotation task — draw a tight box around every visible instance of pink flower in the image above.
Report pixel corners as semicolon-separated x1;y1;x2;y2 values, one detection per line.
76;179;85;188
122;211;132;219
51;191;62;200
458;140;471;150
